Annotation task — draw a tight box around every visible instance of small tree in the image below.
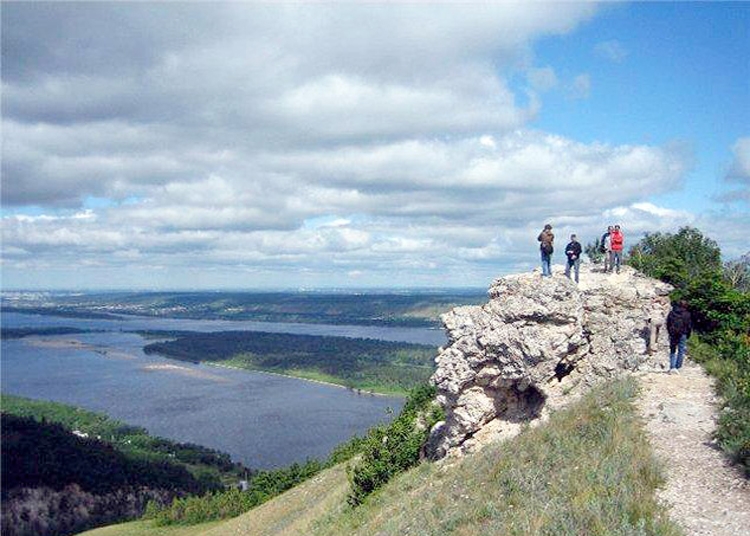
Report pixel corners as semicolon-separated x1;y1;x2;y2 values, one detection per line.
585;238;604;264
724;253;750;292
627;226;722;292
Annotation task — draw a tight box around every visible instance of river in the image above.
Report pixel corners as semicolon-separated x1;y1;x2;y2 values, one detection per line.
1;312;446;469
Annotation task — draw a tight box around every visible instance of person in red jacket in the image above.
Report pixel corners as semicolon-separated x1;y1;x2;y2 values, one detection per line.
610;224;624;273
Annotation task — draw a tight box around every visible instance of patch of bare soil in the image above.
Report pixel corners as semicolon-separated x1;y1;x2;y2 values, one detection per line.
636;362;750;536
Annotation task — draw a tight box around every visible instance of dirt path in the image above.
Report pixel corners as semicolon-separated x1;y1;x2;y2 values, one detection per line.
636;362;750;536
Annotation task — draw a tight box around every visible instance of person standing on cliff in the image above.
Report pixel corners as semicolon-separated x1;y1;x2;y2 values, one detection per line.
537;224;554;277
666;300;692;372
610;224;624;273
564;234;582;283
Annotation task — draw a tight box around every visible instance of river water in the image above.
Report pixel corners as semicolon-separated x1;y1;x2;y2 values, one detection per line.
1;312;446;469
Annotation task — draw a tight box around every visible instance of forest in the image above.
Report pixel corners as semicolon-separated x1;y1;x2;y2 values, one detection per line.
143;330;436;395
1;327;95;339
1;412;212;536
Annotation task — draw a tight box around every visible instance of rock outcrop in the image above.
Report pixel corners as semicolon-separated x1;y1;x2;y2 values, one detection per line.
427;264;673;459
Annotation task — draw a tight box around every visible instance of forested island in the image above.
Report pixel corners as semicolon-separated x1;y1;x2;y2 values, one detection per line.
143;330;436;395
0;326;97;339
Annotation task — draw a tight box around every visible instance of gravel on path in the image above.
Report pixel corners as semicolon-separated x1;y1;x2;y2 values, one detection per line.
636;362;750;536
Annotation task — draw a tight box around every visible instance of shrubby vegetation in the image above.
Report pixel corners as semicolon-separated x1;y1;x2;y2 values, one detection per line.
628;226;750;474
144;460;326;526
144;331;436;395
144;426;367;526
346;384;443;506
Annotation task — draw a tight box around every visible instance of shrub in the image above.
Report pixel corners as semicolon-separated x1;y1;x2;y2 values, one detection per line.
346;384;440;506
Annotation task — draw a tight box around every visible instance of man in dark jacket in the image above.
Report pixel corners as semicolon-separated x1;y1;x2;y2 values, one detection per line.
564;234;582;283
666;300;692;372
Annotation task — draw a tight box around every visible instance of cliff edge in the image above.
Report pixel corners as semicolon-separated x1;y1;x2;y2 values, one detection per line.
428;264;673;459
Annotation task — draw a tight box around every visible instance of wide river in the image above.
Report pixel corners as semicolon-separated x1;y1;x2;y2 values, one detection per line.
1;312;446;469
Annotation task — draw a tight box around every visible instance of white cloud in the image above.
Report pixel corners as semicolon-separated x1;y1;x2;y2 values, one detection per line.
569;73;591;100
726;137;750;184
527;66;558;92
3;2;741;289
594;40;629;62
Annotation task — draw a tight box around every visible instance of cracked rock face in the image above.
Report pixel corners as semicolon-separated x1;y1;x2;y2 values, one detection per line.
427;264;673;459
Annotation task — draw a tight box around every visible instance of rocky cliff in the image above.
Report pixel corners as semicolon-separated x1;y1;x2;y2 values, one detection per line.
427;264;673;459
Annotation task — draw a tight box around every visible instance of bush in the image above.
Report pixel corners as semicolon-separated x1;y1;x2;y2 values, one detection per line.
690;335;750;473
346;384;441;506
145;458;329;525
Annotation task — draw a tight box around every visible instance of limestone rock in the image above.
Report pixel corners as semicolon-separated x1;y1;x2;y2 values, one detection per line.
427;264;673;459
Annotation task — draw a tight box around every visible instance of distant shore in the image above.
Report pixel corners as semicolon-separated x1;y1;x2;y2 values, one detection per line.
204;361;401;397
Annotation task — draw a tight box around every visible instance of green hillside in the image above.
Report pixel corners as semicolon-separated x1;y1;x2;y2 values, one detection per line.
78;378;682;536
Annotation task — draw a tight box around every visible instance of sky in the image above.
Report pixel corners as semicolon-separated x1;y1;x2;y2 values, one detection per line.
2;1;748;291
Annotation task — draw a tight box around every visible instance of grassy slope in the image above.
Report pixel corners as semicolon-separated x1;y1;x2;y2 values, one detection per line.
78;378;681;536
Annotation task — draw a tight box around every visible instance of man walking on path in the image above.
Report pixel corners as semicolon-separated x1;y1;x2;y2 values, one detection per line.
564;234;582;283
537;224;554;277
610;225;624;273
666;300;692;372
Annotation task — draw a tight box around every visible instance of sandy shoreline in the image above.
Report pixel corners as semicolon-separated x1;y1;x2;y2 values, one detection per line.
25;338;137;360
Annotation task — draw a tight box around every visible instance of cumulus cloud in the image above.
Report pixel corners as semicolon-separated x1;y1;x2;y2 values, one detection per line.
0;2;725;289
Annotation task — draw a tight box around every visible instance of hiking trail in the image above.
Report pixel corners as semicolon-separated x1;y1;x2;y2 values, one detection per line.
636;362;750;536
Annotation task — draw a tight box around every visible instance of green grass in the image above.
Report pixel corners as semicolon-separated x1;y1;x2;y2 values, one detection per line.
310;377;681;536
688;335;750;474
76;520;221;536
